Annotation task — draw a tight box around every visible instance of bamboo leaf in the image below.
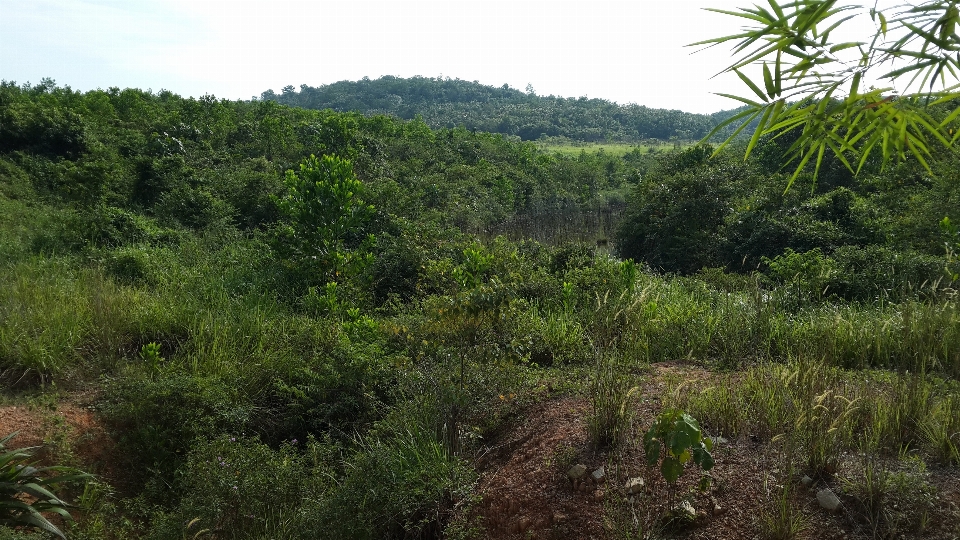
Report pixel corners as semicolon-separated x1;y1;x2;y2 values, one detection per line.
736;69;772;102
747;104;776;158
763;62;777;97
830;41;864;53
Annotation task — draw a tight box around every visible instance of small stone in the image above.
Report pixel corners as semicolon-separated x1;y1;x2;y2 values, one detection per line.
712;504;726;516
594;489;605;501
624;476;645;495
817;488;842;512
591;466;606;483
567;464;587;481
672;500;697;522
801;475;814;487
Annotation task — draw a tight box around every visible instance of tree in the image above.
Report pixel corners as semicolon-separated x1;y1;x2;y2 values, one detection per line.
271;155;375;285
700;0;960;187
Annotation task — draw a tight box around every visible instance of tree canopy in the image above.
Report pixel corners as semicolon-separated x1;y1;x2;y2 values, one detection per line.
262;76;740;143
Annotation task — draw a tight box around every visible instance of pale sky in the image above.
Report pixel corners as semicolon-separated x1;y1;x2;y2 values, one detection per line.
0;1;891;114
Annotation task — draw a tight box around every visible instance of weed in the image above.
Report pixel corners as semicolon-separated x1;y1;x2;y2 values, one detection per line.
587;350;639;448
920;393;960;465
843;453;937;538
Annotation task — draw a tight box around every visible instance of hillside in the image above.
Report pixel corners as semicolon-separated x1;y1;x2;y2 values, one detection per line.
1;79;959;540
261;76;743;142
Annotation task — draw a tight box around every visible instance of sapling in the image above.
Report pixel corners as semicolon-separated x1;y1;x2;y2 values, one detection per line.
643;409;715;485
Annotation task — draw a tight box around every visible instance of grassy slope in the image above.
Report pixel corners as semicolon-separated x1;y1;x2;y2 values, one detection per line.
0;82;958;539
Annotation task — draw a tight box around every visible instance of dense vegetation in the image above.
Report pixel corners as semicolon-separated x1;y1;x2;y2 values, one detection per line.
1;78;959;539
261;76;742;142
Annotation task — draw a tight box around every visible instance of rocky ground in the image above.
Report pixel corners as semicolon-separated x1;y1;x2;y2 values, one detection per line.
466;363;960;539
2;363;959;539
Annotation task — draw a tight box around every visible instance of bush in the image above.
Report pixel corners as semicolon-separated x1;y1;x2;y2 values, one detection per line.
100;374;254;503
317;404;475;540
616;146;743;274
828;245;947;301
104;246;155;285
146;436;326;540
267;343;395;444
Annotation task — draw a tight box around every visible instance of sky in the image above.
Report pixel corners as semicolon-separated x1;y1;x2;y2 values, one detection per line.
0;0;890;114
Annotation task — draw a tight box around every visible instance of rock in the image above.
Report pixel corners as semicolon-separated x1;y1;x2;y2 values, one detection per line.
817;488;842;512
591;466;606;483
567;464;587;481
801;475;814;487
624;476;645;495
672;500;697;522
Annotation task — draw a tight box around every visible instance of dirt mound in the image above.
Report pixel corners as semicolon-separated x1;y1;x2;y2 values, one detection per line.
468;364;960;539
473;396;607;538
0;400;118;482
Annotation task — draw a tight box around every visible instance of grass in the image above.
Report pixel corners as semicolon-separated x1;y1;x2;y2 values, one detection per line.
2;223;959;538
536;141;692;157
664;359;956;538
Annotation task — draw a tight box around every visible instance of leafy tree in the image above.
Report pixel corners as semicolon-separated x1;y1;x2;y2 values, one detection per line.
615;146;743;273
701;0;960;185
271;154;375;285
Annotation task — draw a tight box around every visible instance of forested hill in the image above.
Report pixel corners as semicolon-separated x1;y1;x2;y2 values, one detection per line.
261;76;738;142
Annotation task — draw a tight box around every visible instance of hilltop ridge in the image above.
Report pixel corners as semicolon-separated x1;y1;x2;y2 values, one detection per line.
262;75;743;142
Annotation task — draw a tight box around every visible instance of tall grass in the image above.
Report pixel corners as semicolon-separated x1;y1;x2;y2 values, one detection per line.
571;263;960;376
671;360;960;467
0;257;179;384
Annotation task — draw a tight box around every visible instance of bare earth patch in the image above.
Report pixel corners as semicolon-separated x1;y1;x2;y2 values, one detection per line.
469;363;960;539
0;397;118;483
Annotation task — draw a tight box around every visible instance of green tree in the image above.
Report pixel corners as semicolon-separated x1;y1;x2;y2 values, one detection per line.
272;154;375;285
615;146;743;273
700;0;960;186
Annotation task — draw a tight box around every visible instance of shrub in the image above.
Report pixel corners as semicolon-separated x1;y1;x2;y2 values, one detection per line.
317;404;475;540
100;374;253;503
0;432;90;539
268;344;395;445
616;146;743;274
146;436;325;540
828;245;946;301
643;409;714;485
763;248;837;302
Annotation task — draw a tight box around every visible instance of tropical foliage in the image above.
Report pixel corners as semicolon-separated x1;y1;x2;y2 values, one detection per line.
701;0;960;186
0;69;958;539
262;76;743;142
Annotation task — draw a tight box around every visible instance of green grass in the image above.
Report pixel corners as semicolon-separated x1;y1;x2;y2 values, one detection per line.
2;209;958;539
536;141;689;157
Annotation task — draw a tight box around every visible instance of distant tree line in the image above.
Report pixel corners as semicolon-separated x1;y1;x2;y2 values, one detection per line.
261;76;744;142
